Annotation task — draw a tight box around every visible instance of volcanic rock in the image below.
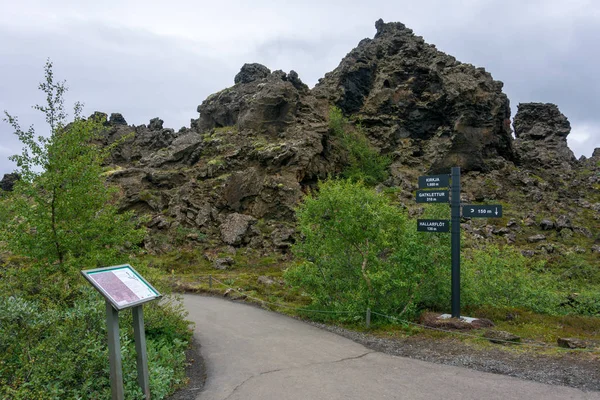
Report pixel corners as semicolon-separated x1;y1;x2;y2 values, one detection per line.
92;19;599;260
557;337;587;349
539;219;555;230
213;257;234;270
109;113;127;125
220;213;257;246
148;117;164;130
313;18;515;173
527;234;546;243
234;63;271;84
0;173;20;191
513;103;576;169
484;330;521;344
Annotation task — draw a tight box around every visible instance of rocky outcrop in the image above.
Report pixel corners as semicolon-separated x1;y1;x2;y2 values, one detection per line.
0;173;20;191
314;19;515;174
513;103;576;169
234;63;271;84
220;213;257;246
194;65;312;135
98;116;183;165
94;19;598;257
109;113;127;125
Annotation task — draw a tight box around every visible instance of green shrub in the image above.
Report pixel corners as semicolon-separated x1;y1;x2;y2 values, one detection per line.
0;281;190;400
0;60;191;399
2;60;145;273
328;107;390;185
285;180;449;321
461;245;600;316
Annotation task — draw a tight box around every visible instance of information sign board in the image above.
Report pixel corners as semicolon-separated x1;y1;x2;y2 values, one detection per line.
417;219;450;232
418;174;449;189
82;265;161;311
462;205;503;218
415;190;449;203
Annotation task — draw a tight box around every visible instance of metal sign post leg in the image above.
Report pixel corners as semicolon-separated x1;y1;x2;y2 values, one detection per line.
133;305;151;399
451;167;461;318
106;301;125;400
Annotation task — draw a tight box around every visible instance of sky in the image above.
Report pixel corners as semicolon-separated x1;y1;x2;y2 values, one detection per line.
1;0;599;176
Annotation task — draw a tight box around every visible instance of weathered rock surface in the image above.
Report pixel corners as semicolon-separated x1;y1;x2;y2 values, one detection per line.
483;330;521;344
557;337;588;349
313;18;514;174
234;63;271;85
539;219;554;230
513;103;576;169
0;173;20;191
93;19;598;259
527;234;546;243
220;213;257;246
213;257;234;270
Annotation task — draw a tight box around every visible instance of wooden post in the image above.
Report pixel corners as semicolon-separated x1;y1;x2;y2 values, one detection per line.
366;307;371;329
133;306;151;399
209;275;212;288
106;301;125;400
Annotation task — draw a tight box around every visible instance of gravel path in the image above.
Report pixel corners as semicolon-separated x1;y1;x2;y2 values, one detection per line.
308;321;600;392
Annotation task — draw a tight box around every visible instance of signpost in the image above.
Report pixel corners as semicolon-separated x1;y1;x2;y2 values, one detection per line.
82;265;161;400
416;168;504;318
415;190;449;203
450;167;461;319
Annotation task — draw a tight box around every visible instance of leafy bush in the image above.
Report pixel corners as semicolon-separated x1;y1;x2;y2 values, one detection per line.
461;245;600;316
461;245;557;314
0;60;191;399
2;60;145;274
285;179;600;321
0;285;190;400
328;107;390;185
285;179;449;321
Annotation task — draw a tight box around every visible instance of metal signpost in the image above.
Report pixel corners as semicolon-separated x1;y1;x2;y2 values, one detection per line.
417;168;503;318
82;264;162;400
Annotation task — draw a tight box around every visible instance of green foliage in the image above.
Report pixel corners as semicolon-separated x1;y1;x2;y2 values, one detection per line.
328;107;390;185
0;61;189;399
0;280;190;400
2;59;145;272
286;178;600;320
285;179;449;321
461;245;555;313
461;245;600;316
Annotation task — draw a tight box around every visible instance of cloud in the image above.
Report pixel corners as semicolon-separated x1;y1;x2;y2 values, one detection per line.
569;122;600;159
0;20;237;173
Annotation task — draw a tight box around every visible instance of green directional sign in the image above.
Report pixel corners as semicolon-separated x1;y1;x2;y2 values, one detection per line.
418;174;449;189
417;219;450;232
462;205;503;218
416;190;449;203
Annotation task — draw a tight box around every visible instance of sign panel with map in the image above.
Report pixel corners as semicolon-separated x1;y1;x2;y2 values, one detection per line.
82;265;161;310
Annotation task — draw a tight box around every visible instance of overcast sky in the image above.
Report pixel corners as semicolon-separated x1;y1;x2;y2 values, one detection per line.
1;0;599;176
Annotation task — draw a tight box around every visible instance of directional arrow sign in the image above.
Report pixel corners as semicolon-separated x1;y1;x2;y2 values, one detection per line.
418;174;449;189
416;190;449;203
462;205;503;218
417;219;450;232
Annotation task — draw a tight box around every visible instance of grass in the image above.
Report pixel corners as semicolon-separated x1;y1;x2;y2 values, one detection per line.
143;247;600;357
